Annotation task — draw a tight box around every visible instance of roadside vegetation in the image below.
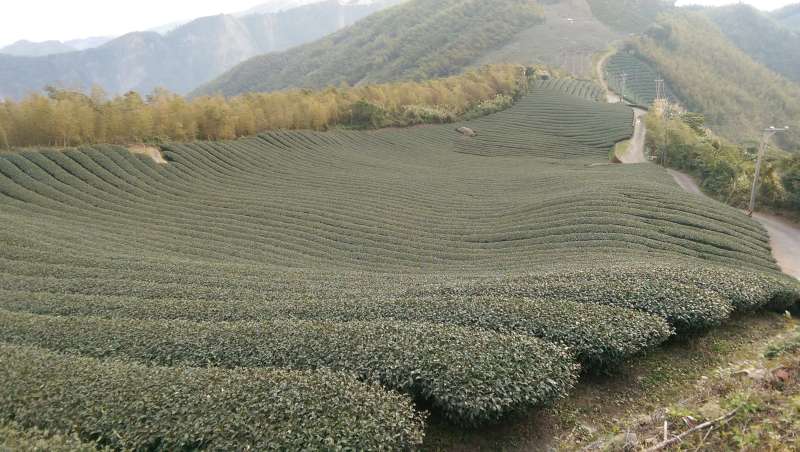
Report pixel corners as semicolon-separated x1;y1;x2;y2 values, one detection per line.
645;110;800;217
631;11;800;150
0;65;527;148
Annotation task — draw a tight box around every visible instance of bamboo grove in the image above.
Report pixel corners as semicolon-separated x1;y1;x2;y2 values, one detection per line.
0;65;528;148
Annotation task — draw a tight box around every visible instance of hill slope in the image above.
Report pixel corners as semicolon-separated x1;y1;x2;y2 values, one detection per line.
1;82;798;447
195;0;545;96
772;3;800;31
0;0;400;99
632;11;800;150
475;0;622;79
705;4;800;83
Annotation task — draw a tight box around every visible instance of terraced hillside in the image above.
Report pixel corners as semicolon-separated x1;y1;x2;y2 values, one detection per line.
475;0;622;79
605;51;675;107
1;83;798;448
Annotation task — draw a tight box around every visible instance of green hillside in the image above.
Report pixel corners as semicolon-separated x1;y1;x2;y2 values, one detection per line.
1;84;797;447
474;0;623;80
586;0;674;33
605;51;675;107
632;11;800;150
194;0;545;96
705;4;800;83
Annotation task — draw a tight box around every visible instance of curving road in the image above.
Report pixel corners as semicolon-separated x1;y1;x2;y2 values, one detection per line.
669;169;799;280
618;108;647;164
597;59;800;280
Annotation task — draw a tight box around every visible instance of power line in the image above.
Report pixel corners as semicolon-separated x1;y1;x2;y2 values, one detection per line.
747;126;790;217
654;78;665;103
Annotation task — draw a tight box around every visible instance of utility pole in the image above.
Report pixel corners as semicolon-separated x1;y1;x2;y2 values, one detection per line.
618;73;628;104
747;126;789;217
654;78;665;102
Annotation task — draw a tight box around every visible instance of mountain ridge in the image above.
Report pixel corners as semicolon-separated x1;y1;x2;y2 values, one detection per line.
0;0;401;100
195;0;545;97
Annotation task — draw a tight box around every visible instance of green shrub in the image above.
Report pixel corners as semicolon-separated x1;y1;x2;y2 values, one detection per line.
0;422;107;452
0;344;425;450
349;99;387;128
401;104;457;125
463;94;516;120
0;288;671;369
0;312;578;426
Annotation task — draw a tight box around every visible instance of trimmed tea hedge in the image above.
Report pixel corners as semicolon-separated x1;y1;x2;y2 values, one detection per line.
0;422;107;452
605;51;676;107
0;311;577;425
0;344;425;450
0;289;672;368
0;310;577;425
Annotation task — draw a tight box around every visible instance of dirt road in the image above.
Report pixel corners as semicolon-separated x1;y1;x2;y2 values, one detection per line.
595;49;621;104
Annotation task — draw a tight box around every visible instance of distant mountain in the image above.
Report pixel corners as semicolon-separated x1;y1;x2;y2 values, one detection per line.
0;0;400;100
64;36;114;51
238;0;377;15
772;3;800;31
195;0;545;97
0;40;76;57
632;10;800;149
0;37;113;57
705;4;800;83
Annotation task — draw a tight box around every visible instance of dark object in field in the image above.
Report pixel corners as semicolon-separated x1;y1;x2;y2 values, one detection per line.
456;126;477;137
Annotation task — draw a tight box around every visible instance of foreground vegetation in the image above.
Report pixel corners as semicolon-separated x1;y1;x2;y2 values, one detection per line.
0;65;526;148
426;312;798;450
0;83;797;447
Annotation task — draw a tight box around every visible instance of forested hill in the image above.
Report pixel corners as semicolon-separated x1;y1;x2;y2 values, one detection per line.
194;0;545;97
0;0;401;100
705;4;800;83
585;0;674;33
772;3;800;31
631;11;800;150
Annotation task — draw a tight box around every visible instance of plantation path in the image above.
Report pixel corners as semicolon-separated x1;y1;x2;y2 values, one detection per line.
618;108;647;163
668;168;800;280
596;49;621;104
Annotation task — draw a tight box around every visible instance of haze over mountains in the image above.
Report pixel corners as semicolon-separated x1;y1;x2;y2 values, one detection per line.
0;0;401;100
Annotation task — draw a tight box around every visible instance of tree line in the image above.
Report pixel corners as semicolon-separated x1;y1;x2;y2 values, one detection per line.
632;11;800;151
645;111;800;217
0;65;528;149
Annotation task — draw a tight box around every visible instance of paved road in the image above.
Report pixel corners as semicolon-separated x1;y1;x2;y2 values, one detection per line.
596;63;800;280
618;109;647;164
669;170;800;280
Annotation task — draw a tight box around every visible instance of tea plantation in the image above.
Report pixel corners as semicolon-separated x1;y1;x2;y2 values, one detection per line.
605;51;676;107
1;83;798;449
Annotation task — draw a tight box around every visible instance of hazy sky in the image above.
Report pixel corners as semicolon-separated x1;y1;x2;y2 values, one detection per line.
1;0;796;48
675;0;795;9
0;0;267;47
